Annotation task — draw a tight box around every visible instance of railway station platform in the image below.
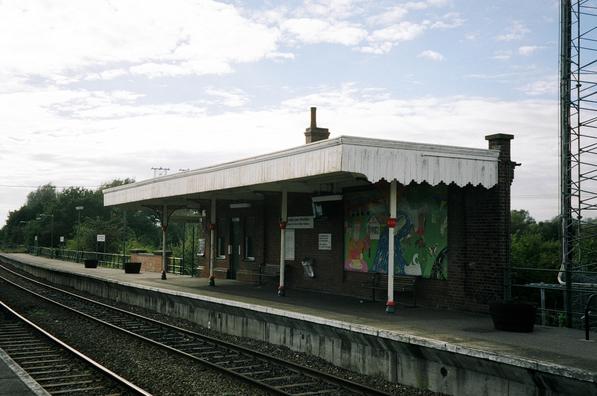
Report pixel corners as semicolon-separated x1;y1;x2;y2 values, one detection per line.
1;253;596;396
0;347;47;396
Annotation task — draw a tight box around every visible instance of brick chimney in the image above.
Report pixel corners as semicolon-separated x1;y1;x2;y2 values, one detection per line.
485;133;516;301
304;107;330;143
485;133;515;185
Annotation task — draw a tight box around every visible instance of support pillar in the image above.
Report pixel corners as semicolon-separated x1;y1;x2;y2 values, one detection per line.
122;210;127;267
386;180;397;313
161;204;168;280
209;198;216;286
278;190;287;296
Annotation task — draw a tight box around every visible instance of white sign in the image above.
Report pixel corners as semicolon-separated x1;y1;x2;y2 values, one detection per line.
284;229;295;260
96;234;106;242
368;217;381;240
287;216;314;229
59;236;65;243
318;233;332;250
34;235;38;241
197;238;206;256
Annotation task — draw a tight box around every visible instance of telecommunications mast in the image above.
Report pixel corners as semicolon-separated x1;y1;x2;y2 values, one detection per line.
559;0;597;327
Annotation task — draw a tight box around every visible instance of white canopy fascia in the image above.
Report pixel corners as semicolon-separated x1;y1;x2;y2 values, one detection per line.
103;135;499;207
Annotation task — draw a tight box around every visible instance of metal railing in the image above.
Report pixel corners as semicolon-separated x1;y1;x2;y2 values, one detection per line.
583;294;596;341
27;245;189;275
511;265;597;329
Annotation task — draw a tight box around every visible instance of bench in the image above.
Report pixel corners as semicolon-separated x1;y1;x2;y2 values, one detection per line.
361;273;418;306
237;263;286;285
258;263;282;284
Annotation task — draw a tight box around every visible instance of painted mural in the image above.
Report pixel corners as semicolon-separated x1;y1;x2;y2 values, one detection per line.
343;183;448;280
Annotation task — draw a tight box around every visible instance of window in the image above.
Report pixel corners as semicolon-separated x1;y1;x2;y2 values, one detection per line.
244;216;256;260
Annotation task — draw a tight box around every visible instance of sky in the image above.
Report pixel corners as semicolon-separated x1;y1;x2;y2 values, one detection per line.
0;0;560;226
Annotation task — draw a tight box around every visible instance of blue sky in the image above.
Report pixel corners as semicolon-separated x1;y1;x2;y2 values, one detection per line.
0;0;560;225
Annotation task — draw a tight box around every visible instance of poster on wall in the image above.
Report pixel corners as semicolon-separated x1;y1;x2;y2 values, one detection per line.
343;183;448;280
197;238;206;256
318;233;332;250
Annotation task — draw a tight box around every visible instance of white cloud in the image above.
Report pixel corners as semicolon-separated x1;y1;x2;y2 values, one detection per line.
496;21;530;41
281;18;367;45
464;32;479;41
492;50;512;60
368;0;449;26
0;0;280;81
265;1;459;54
205;88;249;107
367;6;410;25
359;42;394;54
519;78;558;96
430;12;465;29
359;21;427;53
369;21;427;42
0;84;559;224
85;69;128;81
518;45;543;56
299;0;363;19
418;50;444;61
266;52;296;61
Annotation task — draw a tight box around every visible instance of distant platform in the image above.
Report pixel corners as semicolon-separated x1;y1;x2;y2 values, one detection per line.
1;253;596;396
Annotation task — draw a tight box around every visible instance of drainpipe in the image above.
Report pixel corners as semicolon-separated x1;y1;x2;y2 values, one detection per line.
279;190;288;296
161;204;168;280
209;198;216;286
386;179;397;313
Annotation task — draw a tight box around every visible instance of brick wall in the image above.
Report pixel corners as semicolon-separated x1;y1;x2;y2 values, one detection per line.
415;134;514;311
193;135;514;312
130;253;164;273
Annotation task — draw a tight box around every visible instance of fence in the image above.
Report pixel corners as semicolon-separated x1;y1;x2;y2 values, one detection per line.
27;246;190;275
511;266;597;329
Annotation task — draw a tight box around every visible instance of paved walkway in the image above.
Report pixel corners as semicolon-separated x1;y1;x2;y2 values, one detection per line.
1;253;596;381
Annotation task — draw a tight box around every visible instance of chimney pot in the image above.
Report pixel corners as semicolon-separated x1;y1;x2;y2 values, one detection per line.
304;107;330;144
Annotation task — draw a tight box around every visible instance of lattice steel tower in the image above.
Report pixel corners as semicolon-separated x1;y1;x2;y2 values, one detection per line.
560;0;597;327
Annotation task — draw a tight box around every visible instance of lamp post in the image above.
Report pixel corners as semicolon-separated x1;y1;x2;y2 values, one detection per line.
75;206;84;262
19;220;29;249
37;214;54;257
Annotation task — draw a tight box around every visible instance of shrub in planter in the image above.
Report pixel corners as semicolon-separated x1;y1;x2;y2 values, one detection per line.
124;262;142;274
489;301;536;332
84;259;98;268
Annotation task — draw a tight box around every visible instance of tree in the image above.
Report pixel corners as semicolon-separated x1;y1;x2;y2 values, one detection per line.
1;180;160;253
510;210;562;286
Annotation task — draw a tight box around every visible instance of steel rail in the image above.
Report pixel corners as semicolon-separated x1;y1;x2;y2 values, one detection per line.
0;300;151;396
0;264;390;396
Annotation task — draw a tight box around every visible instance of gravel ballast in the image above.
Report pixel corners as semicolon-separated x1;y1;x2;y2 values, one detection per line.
0;262;439;395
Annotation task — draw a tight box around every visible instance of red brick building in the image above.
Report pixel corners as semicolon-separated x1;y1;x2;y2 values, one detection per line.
104;109;515;312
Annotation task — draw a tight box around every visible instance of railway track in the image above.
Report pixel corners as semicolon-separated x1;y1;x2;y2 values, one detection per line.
0;264;390;396
0;300;150;396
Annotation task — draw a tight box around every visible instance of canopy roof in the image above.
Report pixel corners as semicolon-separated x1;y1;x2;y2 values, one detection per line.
103;135;499;207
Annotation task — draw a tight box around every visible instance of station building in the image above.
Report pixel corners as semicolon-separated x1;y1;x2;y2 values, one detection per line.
103;108;516;312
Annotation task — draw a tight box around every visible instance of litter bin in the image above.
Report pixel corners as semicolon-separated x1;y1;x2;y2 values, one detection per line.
301;257;315;278
84;259;98;268
124;262;142;274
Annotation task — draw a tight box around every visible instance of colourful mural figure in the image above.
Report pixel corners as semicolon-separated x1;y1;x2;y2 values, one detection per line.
345;222;370;271
343;183;448;279
371;211;412;274
343;190;386;272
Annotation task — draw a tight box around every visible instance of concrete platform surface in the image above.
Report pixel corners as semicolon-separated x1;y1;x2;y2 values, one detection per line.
0;348;48;396
1;253;596;384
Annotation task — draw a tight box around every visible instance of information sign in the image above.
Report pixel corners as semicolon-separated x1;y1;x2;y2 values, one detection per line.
318;233;332;250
